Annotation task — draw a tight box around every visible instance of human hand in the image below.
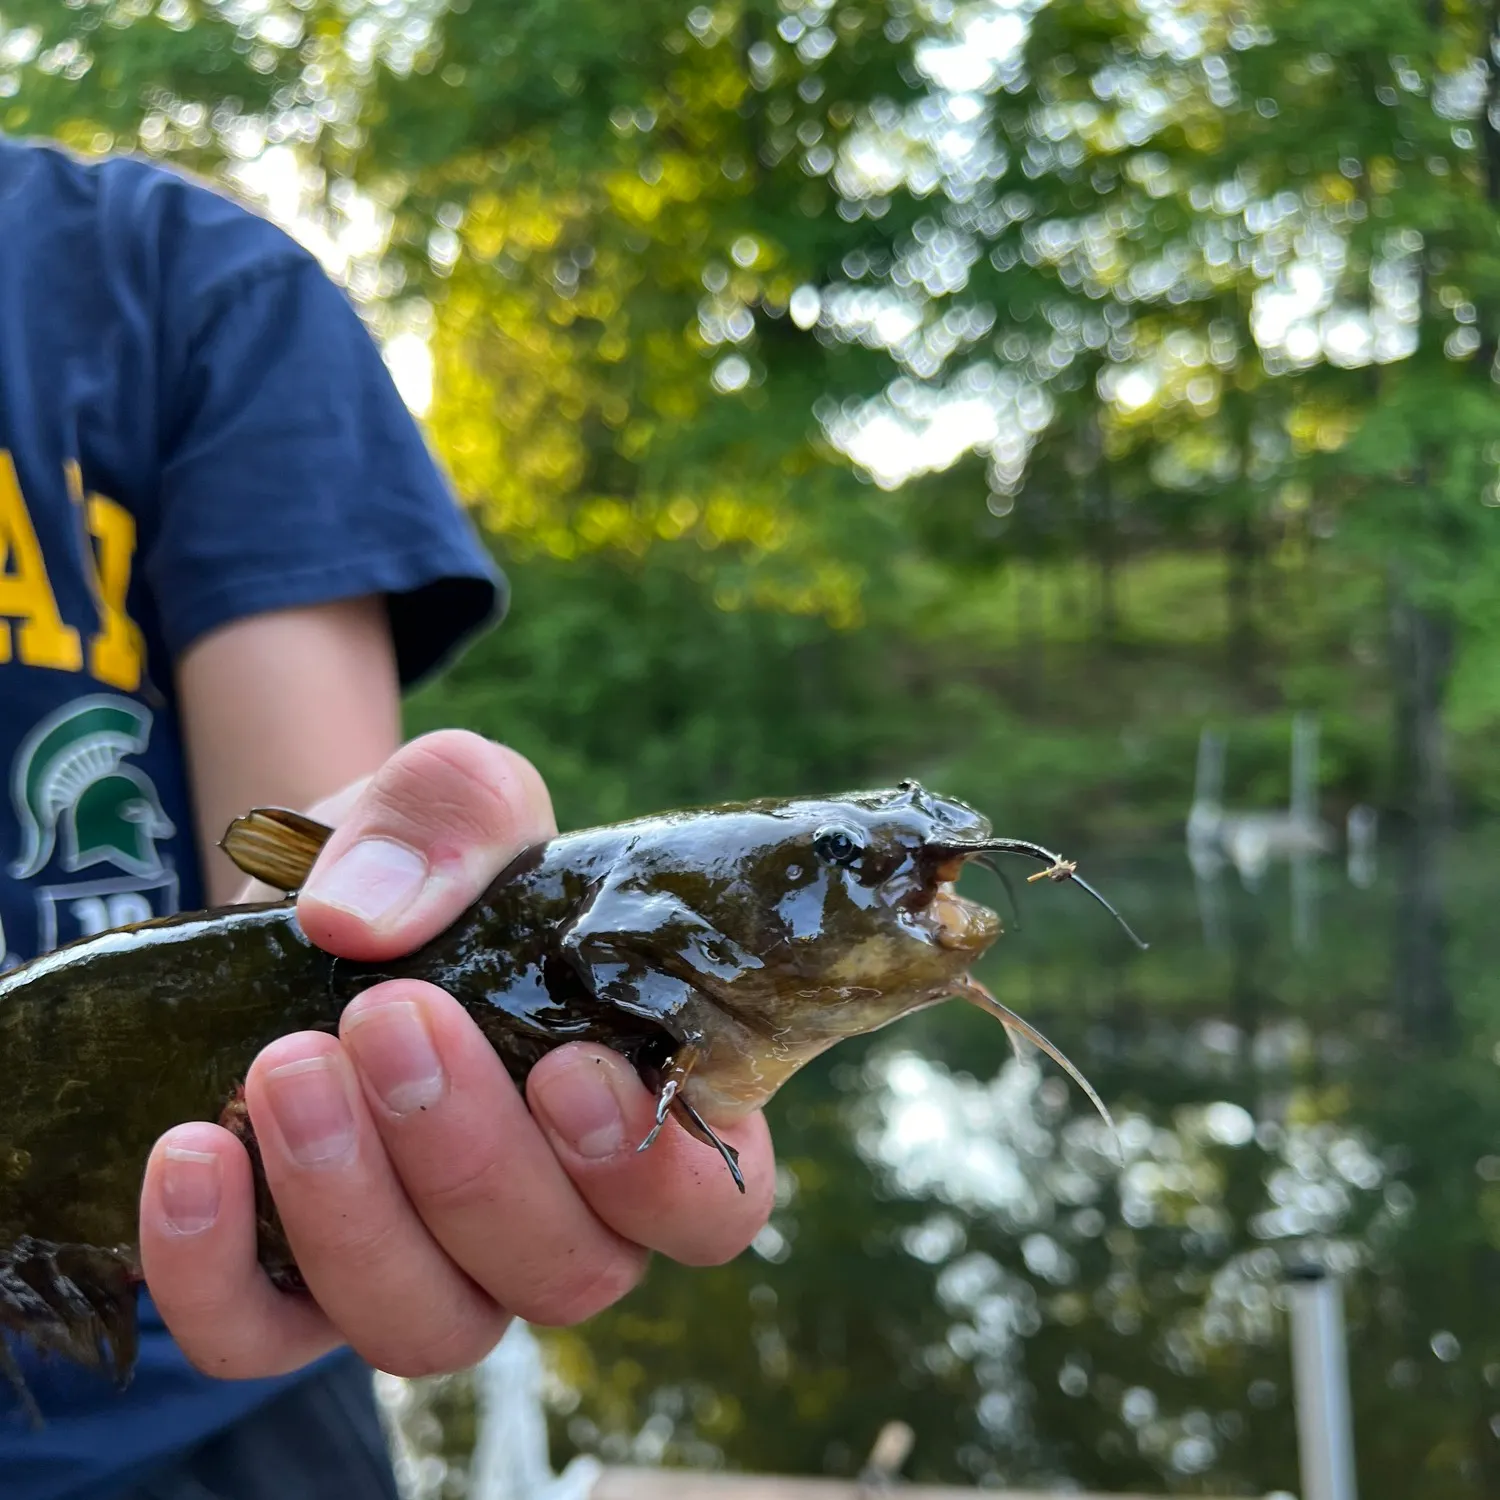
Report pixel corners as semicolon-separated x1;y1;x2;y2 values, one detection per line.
136;731;776;1379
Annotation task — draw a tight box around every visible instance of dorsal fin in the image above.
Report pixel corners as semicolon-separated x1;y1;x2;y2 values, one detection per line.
219;808;334;894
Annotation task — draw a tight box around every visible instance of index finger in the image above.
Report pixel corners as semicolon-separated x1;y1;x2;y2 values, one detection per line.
297;730;556;961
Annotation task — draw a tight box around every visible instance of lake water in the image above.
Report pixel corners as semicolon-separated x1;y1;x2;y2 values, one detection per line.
391;827;1500;1498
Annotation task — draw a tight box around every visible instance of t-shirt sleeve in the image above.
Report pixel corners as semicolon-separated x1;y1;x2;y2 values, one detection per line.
147;254;502;688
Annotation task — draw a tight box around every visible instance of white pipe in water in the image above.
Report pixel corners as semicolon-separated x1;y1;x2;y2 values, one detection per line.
1286;1266;1358;1500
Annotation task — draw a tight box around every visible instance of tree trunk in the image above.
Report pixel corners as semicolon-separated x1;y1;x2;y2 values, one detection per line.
1388;565;1454;1043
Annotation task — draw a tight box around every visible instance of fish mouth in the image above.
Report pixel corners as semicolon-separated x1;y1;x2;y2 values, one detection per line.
928;883;1002;953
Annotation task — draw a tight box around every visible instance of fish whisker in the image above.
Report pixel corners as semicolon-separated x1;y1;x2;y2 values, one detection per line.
953;974;1123;1164
972;854;1022;932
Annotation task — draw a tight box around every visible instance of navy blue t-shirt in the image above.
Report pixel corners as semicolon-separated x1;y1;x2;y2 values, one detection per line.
0;139;500;1498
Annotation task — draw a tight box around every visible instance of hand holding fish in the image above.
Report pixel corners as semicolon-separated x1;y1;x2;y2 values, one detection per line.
136;732;777;1385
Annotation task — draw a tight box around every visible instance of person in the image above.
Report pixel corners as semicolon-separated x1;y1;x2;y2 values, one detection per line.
0;136;775;1500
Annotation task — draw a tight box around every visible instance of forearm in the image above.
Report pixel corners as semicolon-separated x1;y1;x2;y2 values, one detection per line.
174;597;402;904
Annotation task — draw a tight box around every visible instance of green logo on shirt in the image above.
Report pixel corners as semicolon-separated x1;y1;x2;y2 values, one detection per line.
9;694;175;880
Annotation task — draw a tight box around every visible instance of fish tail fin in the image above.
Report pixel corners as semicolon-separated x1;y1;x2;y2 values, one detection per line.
0;1236;141;1425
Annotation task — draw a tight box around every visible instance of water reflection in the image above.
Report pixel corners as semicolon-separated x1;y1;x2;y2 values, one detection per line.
389;833;1500;1498
852;1045;1387;1489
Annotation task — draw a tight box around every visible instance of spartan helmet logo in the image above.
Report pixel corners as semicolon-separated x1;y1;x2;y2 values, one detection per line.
10;695;176;880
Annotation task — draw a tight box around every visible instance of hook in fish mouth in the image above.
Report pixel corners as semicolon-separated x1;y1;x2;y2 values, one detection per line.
950;838;1149;951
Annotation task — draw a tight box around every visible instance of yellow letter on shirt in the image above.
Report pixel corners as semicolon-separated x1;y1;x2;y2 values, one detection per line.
0;451;82;671
85;493;143;692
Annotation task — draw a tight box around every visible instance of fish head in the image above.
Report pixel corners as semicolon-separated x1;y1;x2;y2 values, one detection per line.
556;782;1140;1142
568;782;1140;1130
641;780;1006;1048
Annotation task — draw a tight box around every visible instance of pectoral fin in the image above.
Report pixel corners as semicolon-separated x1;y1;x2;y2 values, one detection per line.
668;1089;745;1193
556;882;750;1192
557;878;761;1027
632;1043;745;1192
219;808;334;894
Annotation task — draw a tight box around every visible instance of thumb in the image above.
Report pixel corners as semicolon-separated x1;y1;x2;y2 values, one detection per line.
297;730;556;962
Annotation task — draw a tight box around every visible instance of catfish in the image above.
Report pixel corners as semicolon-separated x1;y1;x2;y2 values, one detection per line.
0;781;1144;1418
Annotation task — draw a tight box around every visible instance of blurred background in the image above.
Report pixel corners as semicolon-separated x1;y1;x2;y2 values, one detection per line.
9;0;1500;1494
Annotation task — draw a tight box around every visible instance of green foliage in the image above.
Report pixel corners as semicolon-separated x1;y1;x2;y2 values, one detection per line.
404;545;920;830
0;1;345;163
405;538;1394;843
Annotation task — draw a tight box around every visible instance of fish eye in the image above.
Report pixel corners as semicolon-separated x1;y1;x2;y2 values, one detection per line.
814;825;866;867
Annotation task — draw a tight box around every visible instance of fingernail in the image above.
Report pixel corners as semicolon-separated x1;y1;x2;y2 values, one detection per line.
531;1054;631;1159
161;1147;222;1235
265;1055;357;1166
306;838;427;926
344;999;446;1116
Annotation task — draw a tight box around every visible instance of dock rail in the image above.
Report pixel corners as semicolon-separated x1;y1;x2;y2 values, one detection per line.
591;1470;1238;1499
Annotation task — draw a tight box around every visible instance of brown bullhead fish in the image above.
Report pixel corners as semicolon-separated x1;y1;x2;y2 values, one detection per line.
0;781;1143;1418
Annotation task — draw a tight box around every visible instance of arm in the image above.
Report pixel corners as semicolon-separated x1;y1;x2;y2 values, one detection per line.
175;597;401;904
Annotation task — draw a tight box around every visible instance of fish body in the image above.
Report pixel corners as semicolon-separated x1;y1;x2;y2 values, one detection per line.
0;782;1130;1410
